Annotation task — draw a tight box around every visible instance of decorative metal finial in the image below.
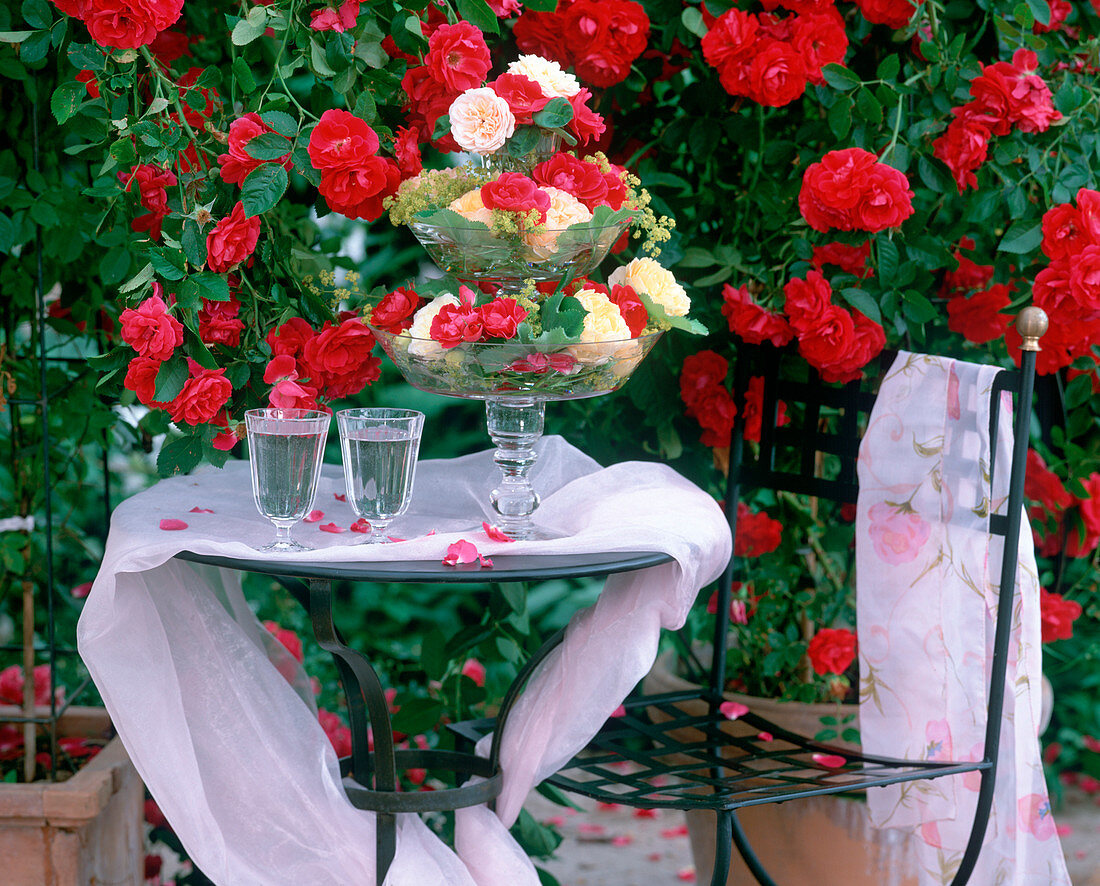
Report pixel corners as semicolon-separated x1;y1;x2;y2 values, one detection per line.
1016;306;1048;352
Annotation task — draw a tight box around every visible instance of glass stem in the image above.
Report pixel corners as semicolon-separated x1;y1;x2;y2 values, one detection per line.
486;398;545;540
273;522;294;545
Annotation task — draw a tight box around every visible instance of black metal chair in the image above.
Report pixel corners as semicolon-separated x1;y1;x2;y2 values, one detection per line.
454;306;1048;885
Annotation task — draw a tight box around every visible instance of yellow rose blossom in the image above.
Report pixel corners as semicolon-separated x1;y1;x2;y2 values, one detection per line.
448;189;494;228
571;289;632;364
523;187;593;259
608;257;690;317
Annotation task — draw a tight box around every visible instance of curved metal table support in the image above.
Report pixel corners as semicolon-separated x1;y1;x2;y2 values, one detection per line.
175;547;672;883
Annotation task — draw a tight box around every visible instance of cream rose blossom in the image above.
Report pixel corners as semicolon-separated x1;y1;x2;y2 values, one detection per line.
523;186;593;259
448;189;494;227
506;55;581;99
608;257;691;318
406;294;459;358
448;88;516;155
571;289;632;363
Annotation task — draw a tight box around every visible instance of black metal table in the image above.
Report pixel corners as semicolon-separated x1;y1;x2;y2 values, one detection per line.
174;547;672;882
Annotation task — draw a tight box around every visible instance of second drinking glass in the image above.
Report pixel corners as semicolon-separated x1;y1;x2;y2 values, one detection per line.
336;408;425;544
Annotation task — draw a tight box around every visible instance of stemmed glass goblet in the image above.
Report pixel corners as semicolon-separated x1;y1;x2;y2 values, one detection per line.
337;408;425;543
245;408;330;552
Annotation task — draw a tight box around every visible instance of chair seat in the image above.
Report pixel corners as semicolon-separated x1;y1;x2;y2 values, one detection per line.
450;689;991;812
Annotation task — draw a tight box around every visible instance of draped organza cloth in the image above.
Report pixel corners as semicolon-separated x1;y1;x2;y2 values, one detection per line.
77;437;731;885
857;354;1070;884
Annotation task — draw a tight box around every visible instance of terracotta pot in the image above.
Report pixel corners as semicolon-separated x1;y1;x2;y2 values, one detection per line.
0;706;144;886
643;653;919;886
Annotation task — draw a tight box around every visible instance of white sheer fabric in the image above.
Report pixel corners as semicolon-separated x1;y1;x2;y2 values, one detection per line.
77;436;731;885
857;353;1070;884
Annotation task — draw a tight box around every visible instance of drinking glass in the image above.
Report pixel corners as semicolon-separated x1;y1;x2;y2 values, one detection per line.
245;408;330;552
336;408;425;543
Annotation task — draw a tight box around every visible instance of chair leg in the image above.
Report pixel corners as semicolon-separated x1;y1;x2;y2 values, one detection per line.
711;811;733;886
947;765;997;885
728;809;779;886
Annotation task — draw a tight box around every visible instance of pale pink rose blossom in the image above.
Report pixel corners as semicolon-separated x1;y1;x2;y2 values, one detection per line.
867;501;931;564
448;87;516;154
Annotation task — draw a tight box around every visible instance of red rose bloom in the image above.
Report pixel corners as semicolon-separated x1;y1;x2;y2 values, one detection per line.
1026;449;1073;514
946;283;1012;344
734;502;783;557
806;628;857;675
81;0;183;49
691;385;737;448
1041;202;1091;261
680;350;729;408
796;304;857;373
198;296;245;347
119;163;177;241
940;243;995;298
119;294;183;360
512;9;562;60
532;154;609;211
219;113;289;187
746;39;807;107
853;0;922;28
424;21;492;93
391;126;423;180
480;173;552;220
741;375;788;444
783;270;833;331
167;362;233;426
371;287;422;334
813;310;886;384
811;241;872;278
790;11;848;84
566;0;650;89
431;302;484;348
608;284;648;337
308;109;380;171
401;64;461;149
701;8;758;82
123;356;164;406
567;88;607;145
206;202;261;273
318;157;402;221
1039;588;1083;642
266;317;315;359
479;297;528;339
491;73;550;125
933;113;993;192
799;148;913;232
1076;472;1100;556
722;284;795;346
1067;244;1100;319
301;318;381;399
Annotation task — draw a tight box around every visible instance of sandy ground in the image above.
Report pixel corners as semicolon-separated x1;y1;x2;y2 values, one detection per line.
525;785;1100;885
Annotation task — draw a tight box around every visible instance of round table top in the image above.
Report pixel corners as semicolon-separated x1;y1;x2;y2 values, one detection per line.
174;548;674;583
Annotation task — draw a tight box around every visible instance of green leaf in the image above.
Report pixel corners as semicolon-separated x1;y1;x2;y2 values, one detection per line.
875;54;900;81
504;125;539;155
822;64;860;91
827;98;852;140
681;6;707;37
876;236;899;282
432;113;451;141
150;247;187;281
455;0;500;34
157;433;204;477
638;292;708;335
512;809;563;858
496;634;522;663
50;80;85;124
21;0;51;30
191;272;230;302
119;261;155;293
540;292;586;339
677;247;718;269
260;109;298;137
837;287;882;324
917;155;954;194
1025;0;1050;25
232;56;257;94
532;97;573;130
183;326;218;369
901;289;937;323
181;221;207;267
19;29;50;63
390;697;444;736
290;146;320;187
353;90;378;123
244;131;292;161
231;6;268;45
998;220;1042;254
153;354;189;403
309;38;336;76
241;163;288;217
99;247;130;285
855;88;882;125
0;30;35;43
499;581;526;613
1013;2;1034;28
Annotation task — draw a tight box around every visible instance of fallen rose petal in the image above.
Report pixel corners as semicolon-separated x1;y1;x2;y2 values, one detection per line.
319;523;346;533
543;815;565;827
719;701;750;720
159;519;188;530
304;510;324;523
443;539;480;566
478;554;493;568
386;536;406;543
70;581;92;599
610;704;626;718
812;753;847;768
482;522;514;543
350;518;372;534
757;731;774;742
188;506;214;513
633;808;659;819
578;823;606;835
661;825;689;838
1056;824;1073;836
334;493;346;501
611;834;633;846
677;868;697;882
597;802;621;811
647;852;662;862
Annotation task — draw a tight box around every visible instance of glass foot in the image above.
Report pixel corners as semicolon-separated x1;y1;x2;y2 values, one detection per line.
255;538;313;553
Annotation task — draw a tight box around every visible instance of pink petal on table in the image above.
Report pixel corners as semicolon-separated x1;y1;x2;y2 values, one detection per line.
597;802;621;811
350;518;372;534
610;704;626;718
1056;824;1074;837
647;852;662;862
443;540;480;566
304;510;324;523
661;825;689;838
188;506;214;513
633;808;660;819
319;523;345;533
477;554;494;568
159;519;188;531
481;522;514;543
719;701;750;721
334;493;346;501
812;753;847;768
578;823;606;836
611;835;634;847
386;536;406;543
677;868;697;882
543;815;565;827
757;731;774;742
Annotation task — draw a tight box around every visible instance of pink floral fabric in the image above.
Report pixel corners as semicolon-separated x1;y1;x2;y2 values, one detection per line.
857;353;1070;884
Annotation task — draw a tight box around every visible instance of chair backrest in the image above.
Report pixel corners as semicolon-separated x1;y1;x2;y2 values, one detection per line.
705;332;1039;709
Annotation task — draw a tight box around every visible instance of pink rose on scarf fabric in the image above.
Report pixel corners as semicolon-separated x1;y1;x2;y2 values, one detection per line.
867;501;931;564
1017;794;1057;840
924;718;953;760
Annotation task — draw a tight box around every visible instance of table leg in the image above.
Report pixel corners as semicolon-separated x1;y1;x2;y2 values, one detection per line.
308;578;398;882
